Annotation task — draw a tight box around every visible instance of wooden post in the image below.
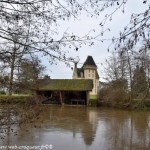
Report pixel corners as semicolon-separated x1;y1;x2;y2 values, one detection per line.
86;91;89;106
60;91;63;105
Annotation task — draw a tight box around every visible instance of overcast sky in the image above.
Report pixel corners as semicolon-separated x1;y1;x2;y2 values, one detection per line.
43;0;148;81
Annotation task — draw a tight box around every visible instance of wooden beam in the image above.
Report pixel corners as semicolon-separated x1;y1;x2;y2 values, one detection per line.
59;91;63;105
86;91;89;106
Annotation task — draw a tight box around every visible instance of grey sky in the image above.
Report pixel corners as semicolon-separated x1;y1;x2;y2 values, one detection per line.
43;0;148;81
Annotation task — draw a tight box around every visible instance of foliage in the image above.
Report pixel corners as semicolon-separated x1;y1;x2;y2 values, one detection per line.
0;91;6;95
103;37;150;102
0;52;45;95
0;75;9;91
132;66;147;98
104;0;150;101
0;103;49;140
99;79;129;105
101;0;150;104
0;95;34;104
89;99;98;106
16;56;46;94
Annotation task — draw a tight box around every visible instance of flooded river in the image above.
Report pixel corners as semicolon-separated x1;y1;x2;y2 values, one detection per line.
0;105;150;150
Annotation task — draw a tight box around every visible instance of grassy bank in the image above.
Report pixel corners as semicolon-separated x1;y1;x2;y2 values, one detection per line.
0;95;34;104
97;99;150;109
89;99;98;106
1;95;150;109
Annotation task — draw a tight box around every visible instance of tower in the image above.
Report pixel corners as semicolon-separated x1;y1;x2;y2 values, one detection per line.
72;56;99;98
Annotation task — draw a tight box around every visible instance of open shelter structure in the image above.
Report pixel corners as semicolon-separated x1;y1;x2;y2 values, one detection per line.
35;79;93;105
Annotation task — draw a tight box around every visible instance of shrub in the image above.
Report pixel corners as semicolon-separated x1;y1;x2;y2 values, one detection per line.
0;91;6;95
0;95;34;104
89;99;98;106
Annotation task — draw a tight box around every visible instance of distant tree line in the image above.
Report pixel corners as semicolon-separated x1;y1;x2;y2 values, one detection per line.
97;0;150;107
0;55;46;95
99;42;150;107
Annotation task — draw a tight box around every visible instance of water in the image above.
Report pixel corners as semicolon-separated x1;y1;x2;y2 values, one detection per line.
0;105;150;150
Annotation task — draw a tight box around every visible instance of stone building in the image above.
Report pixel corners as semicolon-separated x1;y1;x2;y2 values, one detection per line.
34;55;99;105
73;56;99;98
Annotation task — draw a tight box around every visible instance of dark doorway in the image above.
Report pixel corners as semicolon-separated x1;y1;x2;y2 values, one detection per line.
36;90;87;105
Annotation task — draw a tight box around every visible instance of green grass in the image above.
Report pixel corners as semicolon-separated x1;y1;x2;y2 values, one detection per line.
11;94;31;96
89;95;98;106
89;99;98;106
90;95;98;100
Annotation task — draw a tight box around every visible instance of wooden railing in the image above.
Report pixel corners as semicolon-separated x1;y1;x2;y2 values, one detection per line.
71;99;85;105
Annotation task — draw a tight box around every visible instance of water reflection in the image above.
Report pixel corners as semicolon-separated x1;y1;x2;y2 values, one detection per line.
39;106;99;146
0;106;150;150
96;109;150;150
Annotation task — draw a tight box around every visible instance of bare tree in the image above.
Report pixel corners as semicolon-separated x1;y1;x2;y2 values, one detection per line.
0;30;29;95
16;55;45;94
0;0;135;62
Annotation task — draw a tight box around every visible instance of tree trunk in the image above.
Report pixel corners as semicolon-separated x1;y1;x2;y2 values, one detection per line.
142;79;150;101
8;48;16;96
127;50;133;103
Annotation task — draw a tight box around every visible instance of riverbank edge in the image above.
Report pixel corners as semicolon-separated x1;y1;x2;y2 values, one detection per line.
0;95;35;104
0;95;150;109
95;100;150;110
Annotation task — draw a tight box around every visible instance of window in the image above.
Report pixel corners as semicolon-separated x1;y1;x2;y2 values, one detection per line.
92;74;94;78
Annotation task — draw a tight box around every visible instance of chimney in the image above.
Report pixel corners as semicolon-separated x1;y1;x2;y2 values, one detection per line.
73;62;78;79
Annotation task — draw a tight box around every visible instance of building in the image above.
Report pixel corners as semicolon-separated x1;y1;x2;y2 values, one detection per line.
73;56;99;98
35;79;93;105
34;55;99;105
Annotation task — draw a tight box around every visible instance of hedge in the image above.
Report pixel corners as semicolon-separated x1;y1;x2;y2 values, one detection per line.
0;95;35;104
